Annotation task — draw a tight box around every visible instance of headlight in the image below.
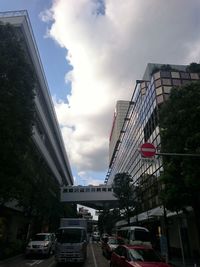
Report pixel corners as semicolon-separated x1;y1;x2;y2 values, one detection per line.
27;244;31;248
43;243;49;247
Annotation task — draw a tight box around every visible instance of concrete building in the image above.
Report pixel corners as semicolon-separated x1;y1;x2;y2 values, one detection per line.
0;10;73;247
0;10;73;187
106;63;200;258
109;100;130;165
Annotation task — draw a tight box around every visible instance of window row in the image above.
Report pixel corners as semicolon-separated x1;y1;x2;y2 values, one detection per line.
63;187;113;193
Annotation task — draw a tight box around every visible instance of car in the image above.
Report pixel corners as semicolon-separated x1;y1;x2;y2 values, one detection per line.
110;244;173;267
92;231;100;241
102;236;125;259
25;233;56;257
101;233;109;242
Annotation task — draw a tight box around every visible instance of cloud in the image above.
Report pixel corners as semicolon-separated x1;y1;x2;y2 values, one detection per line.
42;0;200;183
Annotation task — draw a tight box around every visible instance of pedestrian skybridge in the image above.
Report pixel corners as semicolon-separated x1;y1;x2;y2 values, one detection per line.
61;185;118;209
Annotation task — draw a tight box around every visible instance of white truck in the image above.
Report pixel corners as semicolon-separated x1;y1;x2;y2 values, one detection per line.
55;218;88;264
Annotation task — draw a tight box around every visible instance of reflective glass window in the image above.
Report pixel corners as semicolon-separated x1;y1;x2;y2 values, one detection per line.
153;71;160;80
172;79;181;86
160;70;171;78
163;86;172;94
155;79;161;88
156;87;163;96
162;78;171;86
190;73;199;80
171;72;180;78
180;72;190;79
157;95;164;104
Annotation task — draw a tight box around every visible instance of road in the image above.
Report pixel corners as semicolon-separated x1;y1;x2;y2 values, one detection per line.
0;241;110;267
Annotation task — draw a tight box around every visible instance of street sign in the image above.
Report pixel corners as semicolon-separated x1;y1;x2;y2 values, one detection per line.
140;143;156;158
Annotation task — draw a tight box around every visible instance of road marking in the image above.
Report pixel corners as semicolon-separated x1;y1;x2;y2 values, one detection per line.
26;260;44;266
90;243;98;267
36;260;43;265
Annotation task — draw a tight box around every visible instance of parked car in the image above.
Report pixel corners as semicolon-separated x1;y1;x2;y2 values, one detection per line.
110;244;173;267
101;233;109;241
25;233;56;257
102;236;125;259
92;231;100;241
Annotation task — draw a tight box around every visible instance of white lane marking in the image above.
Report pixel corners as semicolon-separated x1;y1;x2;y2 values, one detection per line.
26;260;44;266
90;243;98;267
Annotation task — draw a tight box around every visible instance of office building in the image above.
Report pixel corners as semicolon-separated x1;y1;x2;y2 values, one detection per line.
106;63;200;257
0;10;73;245
0;10;73;187
109;100;130;164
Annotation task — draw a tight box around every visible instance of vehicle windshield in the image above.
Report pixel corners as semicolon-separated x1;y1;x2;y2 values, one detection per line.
129;248;162;262
134;229;150;242
57;229;85;243
32;234;49;241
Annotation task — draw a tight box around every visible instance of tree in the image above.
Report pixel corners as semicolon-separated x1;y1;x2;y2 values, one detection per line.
98;208;121;234
0;23;36;204
112;172;135;225
159;80;200;244
0;23;73;235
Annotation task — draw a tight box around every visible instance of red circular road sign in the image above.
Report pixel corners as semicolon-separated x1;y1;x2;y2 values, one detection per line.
140;143;156;158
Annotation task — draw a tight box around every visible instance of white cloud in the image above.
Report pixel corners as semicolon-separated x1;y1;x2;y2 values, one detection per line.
42;0;200;184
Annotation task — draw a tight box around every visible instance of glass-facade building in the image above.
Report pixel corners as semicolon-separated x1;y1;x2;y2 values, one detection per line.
106;63;200;256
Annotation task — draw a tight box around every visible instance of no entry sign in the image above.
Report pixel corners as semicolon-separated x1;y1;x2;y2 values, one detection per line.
140;143;156;158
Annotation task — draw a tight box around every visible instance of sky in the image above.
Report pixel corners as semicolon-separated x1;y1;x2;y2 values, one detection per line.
1;1;200;188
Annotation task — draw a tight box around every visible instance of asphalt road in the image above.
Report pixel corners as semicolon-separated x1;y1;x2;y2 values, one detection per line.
0;241;110;267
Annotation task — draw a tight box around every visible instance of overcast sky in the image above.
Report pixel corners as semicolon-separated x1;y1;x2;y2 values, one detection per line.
42;0;200;185
1;0;200;188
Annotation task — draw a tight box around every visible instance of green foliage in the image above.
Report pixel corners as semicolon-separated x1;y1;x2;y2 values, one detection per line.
98;208;121;234
112;173;135;225
151;64;173;75
0;23;36;204
159;81;200;211
0;23;73;234
186;62;200;73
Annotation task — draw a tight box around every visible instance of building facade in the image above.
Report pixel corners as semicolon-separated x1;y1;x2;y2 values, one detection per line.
109;100;130;165
0;10;73;249
106;63;200;258
0;10;73;187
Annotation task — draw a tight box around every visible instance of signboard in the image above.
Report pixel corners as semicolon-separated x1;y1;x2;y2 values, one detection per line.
140;143;156;158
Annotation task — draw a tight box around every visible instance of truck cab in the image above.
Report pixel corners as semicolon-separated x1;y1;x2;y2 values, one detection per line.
55;226;88;264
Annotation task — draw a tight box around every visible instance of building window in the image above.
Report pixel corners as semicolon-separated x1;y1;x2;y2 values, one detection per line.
160;70;171;78
156;87;163;96
143;108;158;142
97;188;101;192
157;94;164;104
162;78;171;86
171;72;180;78
155;79;162;88
180;72;190;79
190;73;199;80
172;79;181;86
153;71;160;80
163;86;172;94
